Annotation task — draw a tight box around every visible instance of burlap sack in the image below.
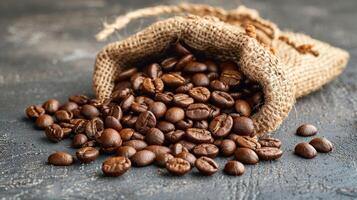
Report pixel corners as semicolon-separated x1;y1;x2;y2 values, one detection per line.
93;4;349;136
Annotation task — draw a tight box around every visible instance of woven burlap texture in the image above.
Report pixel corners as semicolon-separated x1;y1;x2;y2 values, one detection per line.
93;4;349;136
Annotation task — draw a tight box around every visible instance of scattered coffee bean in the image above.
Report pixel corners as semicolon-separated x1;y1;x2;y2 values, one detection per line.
193;143;219;158
193;120;209;129
131;150;156;167
42;99;60;114
36;114;54;129
135;111;157;134
234;100;251;117
119;128;134;141
81;104;100;119
145;145;171;157
85;118;104;139
157;121;175;133
259;138;282;148
76;147;99;163
148;102;167;119
155;153;174;167
48;152;73;166
309;137;333;153
165;107;185;123
116;146;137;158
72;133;88;148
104;116;122;131
186;128;213;144
209;114;233;137
166;158;191;175
234;147;259;164
165;130;185;143
60;101;78;112
224;160;245;176
186;103;210;120
25;105;45;119
173;93;194;107
45;124;64;142
123;140;148;150
176;119;193;130
69;95;89;105
195;156;218;176
171;143;187;156
296;124;318;137
235;136;261;150
255;147;283;160
220;139;236;156
97;128;122;148
102;156;131;176
294;142;317;159
55;110;73;122
176;151;196;167
233;117;255;136
211;91;235;108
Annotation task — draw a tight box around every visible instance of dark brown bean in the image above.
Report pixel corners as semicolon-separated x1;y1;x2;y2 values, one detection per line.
175;119;193;130
186;128;213;144
195;156;218;176
165;107;185;123
85;118;104;139
209;114;233;138
186;103;210;120
175;83;194;93
76;147;99;163
174;42;191;56
155;153;174;167
183;61;207;73
161;73;185;87
233;117;255;136
145;63;162;79
148;102;167;119
192;143;219;158
104;116;122;131
145;128;165;145
154;92;174;104
171;143;187;156
166;157;191;175
161;57;178;71
55;110;73;122
102;156;131;177
60;102;78;112
69;95;89;105
234;147;259;164
45;124;64;142
309;138;333;153
173;93;194;108
188;87;211;102
296;124;318;137
142;78;164;94
48;152;73;166
25;105;45;119
35;114;54;129
193;120;208;129
211;91;235;108
117;68;138;81
119;128;134;141
294;142;317;159
72;133;88;148
210;80;229;92
191;73;210;87
131;150;156;167
224;160;245;176
165;130;185;143
176;151;196;167
255;147;283;160
220;139;237;156
234;100;251;117
123;140;148;150
135;111;157;134
220;70;242;87
81;104;100;119
145;145;171;157
116;146;137;158
42;99;60;114
97;128;122;148
259;138;282;148
235;136;261;150
157;121;175;133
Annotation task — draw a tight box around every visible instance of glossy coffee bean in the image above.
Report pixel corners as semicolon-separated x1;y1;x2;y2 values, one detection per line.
170;143;187;156
192;143;219;158
145;145;171;157
76;147;99;163
224;160;245;176
209;114;233;137
117;67;138;81
148;102;167;119
97;128;122;148
193;120;208;129
211;91;235;108
119;128;134;141
36;114;54;129
188;87;211;102
81;104;100;119
45;124;64;142
173;93;194;108
85;118;104;139
161;73;185;87
104;116;122;131
121;114;138;128
175;83;194;93
25;105;45;119
72;133;88;148
69;95;89;105
233;117;255;136
116;146;137;158
166;157;191;175
220;139;236;156
72;119;87;134
234;147;259;164
208;104;221;119
165;107;185;123
255;147;283;160
259;138;282;148
235;136;261;150
296;124;318;137
145;63;162;79
48;152;73;166
220;70;242;87
186;103;210;120
131;73;145;90
183;61;207;73
309;138;333;153
141;78;164;94
174;42;191;56
131;150;156;167
106;105;123;120
123;140;148;150
178;140;196;152
155;153;174;167
175;119;193;130
191;73;210;87
60;102;78;112
176;151;196;167
161;57;178;71
145;128;165;145
55;110;73;122
102;156;131;176
195;156;218;176
157;121;175;133
234;100;251;117
294;142;317;159
186;128;213;144
207;72;220;80
42;99;60;114
210;80;229;92
165;130;185;143
120;94;135;112
135;111;157;134
154;92;174;104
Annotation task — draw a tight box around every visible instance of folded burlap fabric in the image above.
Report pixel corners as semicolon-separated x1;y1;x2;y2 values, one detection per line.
93;3;349;136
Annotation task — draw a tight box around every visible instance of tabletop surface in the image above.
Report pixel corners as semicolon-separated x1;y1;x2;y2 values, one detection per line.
1;0;356;199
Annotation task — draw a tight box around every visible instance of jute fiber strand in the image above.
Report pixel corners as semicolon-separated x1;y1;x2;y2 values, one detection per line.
93;3;349;136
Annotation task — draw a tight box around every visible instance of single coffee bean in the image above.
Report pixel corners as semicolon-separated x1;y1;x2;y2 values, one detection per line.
214;139;223;147
209;114;233;137
188;87;211;102
85;118;104;139
195;156;218;176
36;114;54;129
102;156;131;177
132;132;145;140
114;81;132;93
142;78;164;94
111;88;133;103
76;147;99;163
183;61;207;73
175;83;194;93
294;142;317;159
121;114;138;128
148;102;167;119
120;94;135;112
145;128;165;145
186;103;210;120
72;108;84;118
82;140;96;148
72;133;88;148
155;153;174;167
117;67;138;81
309;138;333;153
191;73;210;87
165;130;185;143
157;121;175;133
69;95;89;105
106;105;123;120
72;119;87;134
220;70;242;87
42;99;60;114
97;128;122;148
48;152;73;166
296;124;318;137
62;127;72;138
161;73;185;87
186;128;213;144
171;143;187;156
193;143;219;158
178;140;196;152
234;147;259;164
175;119;193;130
220;139;237;156
145;145;171;157
145;63;162;79
255;147;283;160
131;150;156;167
207;72;220;80
234;100;251;117
161;57;178;71
118;128;134;141
135;111;157;134
233;116;255;136
248;92;264;108
131;102;148;113
60;102;78;112
45;124;64;142
166;157;191;175
209;80;229;92
25;105;45;119
193;120;208;129
81;104;100;119
224;160;245;176
55;110;73;122
123;140;148;150
173;93;194;108
211;91;235;108
165;107;185;123
176;151;196;167
208;104;221;119
131;73;146;90
174;42;191;56
104;116;122;131
154;92;174;104
259;138;282;148
235;136;261;150
116;146;137;158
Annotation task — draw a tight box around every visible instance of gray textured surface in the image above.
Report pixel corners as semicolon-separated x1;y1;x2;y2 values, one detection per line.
0;0;356;199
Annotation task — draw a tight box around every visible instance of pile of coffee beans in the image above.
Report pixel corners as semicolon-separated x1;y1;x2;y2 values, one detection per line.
25;42;333;177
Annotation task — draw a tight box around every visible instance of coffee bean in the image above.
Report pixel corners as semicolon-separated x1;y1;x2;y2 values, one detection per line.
132;132;145;140
195;156;218;176
208;104;221;119
175;83;194;93
82;140;96;148
224;160;245;176
259;138;282;148
171;143;187;156
104;116;122;131
145;128;165;145
220;139;236;156
131;102;148;113
161;57;178;71
220;70;242;87
235;136;261;150
234;100;251;117
174;42;191;56
234;147;259;164
211;91;234;108
121;114;138;128
48;152;73;166
309;138;333;153
209;114;233;137
73;119;88;134
131;150;156;167
165;107;185;123
114;81;132;93
294;142;317;159
207;72;220;81
193;120;208;129
76;147;99;163
97;128;122;148
154;92;174;104
186;103;210;120
165;130;185;143
116;146;137;158
120;94;135;112
191;73;210;87
42;99;60;114
25;105;45;119
173;93;194;108
81;104;100;119
62;127;72;138
135;111;157;134
176;151;196;167
166;157;191;175
161;73;185;87
106;105;123;120
123;140;148;150
175;119;193;130
69;95;89;105
209;80;229;92
248;92;263;108
148;102;167;119
178;140;196;152
36;114;54;129
193;143;219;158
255;147;283;160
60;102;78;112
45;124;64;142
118;128;134;141
85;118;104;139
233;116;255;136
145;145;171;157
186;128;213;144
188;87;211;102
142;78;164;94
155;153;174;167
102;156;131;177
183;61;207;73
55;110;73;122
131;73;146;90
111;88;133;103
204;60;218;72
72;133;88;148
117;68;138;81
157;121;175;133
230;92;243;100
175;54;195;71
296;124;318;137
145;63;162;79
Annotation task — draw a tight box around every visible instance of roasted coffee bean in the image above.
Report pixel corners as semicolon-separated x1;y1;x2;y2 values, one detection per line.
235;136;261;150
69;95;89;105
165;107;185;123
175;83;194;93
121;114;138;128
25;105;45;119
119;128;134;141
161;57;178;71
256;147;283;160
101;146;118;154
131;133;144;141
175;119;193;130
36;114;54;129
173;93;194;108
131;150;156;167
62;127;72;138
234;147;259;164
186;128;213;144
145;145;171;157
296;124;318;137
117;67;138;81
186;103;210;120
233;117;255;136
207;72;220;80
48;152;73;166
220;70;242;87
72;133;88;148
211;91;235;108
102;156;131;177
55;110;73;122
309;138;333;153
191;73;209;87
208;104;221;119
116;146;137;158
97;128;122;148
131;102;148;113
72;108;84;118
135;111;157;134
230;92;244;100
175;54;195;71
234;100;251;117
120;94;135;112
154;92;174;104
148;102;167;119
142;78;164;94
145;128;165;145
259;138;282;148
155;153;174;167
188;87;211;102
42;99;60;114
224;160;245;176
171;143;187;156
166;157;191;175
209;80;229;92
214;139;223;147
174;42;191;56
195;156;218;176
294;142;317;159
161;73;185;87
165;130;185;143
45;124;64;142
123;140;148;150
176;151;196;167
193;143;219;158
131;73;146;90
209;114;233;137
157;121;175;133
88;99;102;108
73;119;87;134
106;105;123;120
178;140;196;152
145;63;162;79
85;118;104;139
111;88;133;103
183;61;207;73
76;147;99;163
82;140;96;148
81;104;100;119
220;139;236;156
193;120;208;129
228;133;240;141
104;116;122;131
114;81;132;93
60;102;78;112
